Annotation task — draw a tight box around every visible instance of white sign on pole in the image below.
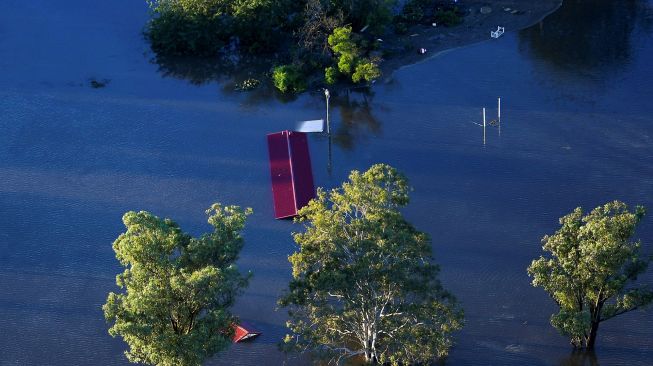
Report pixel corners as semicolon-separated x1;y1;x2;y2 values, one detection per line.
295;119;324;133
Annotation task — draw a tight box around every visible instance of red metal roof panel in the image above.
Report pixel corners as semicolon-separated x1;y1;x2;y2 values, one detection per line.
267;131;315;219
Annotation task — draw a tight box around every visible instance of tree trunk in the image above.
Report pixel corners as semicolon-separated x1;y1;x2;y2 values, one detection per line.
586;321;599;350
363;339;378;364
364;340;372;363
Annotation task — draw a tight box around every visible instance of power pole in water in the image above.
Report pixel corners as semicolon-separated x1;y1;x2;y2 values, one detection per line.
324;89;332;174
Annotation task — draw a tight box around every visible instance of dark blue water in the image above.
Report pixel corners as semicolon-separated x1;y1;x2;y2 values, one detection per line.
1;0;652;365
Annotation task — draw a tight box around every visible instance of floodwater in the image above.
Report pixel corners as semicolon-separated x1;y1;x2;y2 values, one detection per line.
1;0;652;365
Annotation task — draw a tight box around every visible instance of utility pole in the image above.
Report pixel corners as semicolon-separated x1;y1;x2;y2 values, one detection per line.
324;89;331;135
324;89;332;174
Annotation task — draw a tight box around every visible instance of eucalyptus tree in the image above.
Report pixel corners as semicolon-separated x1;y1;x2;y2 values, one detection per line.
103;204;251;366
528;201;653;350
279;164;463;365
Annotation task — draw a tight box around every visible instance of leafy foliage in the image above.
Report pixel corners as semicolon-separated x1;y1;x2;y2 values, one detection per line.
327;26;381;84
279;164;463;365
528;201;653;349
328;26;358;59
143;0;465;90
146;0;230;56
324;66;339;84
103;204;252;366
146;0;294;55
352;61;381;83
272;64;307;93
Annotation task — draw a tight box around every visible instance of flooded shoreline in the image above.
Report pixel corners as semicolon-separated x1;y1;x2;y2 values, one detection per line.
380;0;563;78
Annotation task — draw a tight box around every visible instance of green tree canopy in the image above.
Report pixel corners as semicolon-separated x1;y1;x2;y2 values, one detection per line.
352;60;381;83
272;64;307;93
103;204;252;366
279;164;463;365
146;0;295;55
327;26;381;84
528;201;653;350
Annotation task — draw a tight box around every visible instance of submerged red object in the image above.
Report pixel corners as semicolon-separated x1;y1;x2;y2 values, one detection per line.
267;130;316;219
232;322;261;343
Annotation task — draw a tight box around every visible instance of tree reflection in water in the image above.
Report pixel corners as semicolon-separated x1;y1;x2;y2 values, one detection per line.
150;49;385;150
518;0;652;77
558;350;599;366
330;88;382;151
152;52;310;106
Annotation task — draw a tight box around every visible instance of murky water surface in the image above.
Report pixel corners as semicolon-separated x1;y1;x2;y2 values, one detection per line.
1;0;652;365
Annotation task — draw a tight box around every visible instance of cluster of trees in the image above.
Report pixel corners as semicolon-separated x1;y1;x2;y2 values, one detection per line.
145;0;297;55
103;165;651;365
145;0;464;92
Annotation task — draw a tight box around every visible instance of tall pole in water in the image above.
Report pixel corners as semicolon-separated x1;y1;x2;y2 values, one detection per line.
324;89;331;135
327;134;332;174
324;89;332;174
483;107;486;145
498;97;501;136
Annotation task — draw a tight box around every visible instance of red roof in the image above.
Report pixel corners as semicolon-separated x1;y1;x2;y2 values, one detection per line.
267;131;315;219
232;322;261;343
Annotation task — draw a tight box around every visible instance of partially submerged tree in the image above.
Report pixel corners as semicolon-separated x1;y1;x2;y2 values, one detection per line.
279;164;463;365
327;25;381;84
146;0;295;55
103;204;252;366
528;201;653;350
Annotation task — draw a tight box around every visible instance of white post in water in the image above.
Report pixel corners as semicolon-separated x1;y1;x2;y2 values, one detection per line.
324;88;332;174
483;107;486;145
324;89;331;135
498;97;501;136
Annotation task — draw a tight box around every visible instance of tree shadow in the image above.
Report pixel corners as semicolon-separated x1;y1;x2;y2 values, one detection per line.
518;0;652;78
330;88;383;151
150;49;385;141
558;349;600;366
150;52;301;104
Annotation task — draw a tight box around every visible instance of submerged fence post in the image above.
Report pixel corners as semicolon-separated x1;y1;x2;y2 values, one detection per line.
483;107;486;145
498;97;501;136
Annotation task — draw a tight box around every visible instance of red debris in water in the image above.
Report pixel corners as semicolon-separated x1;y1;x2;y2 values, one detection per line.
232;322;261;343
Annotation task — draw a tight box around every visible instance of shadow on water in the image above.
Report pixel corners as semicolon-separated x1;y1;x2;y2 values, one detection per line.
153;50;383;150
151;52;302;104
558;350;599;366
518;0;653;79
330;88;382;151
152;53;232;86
